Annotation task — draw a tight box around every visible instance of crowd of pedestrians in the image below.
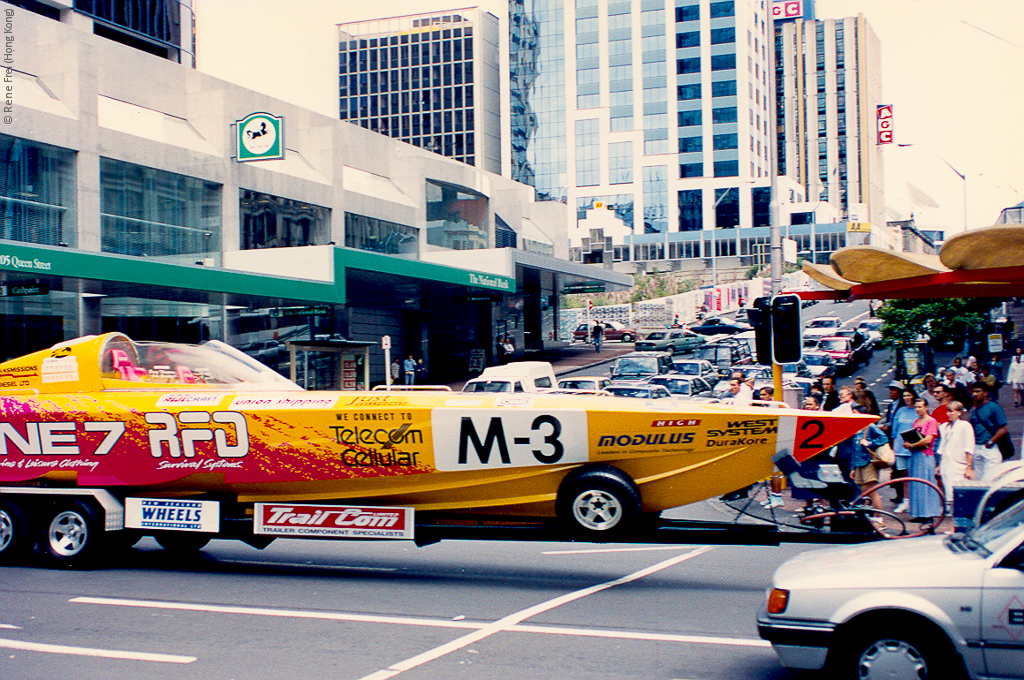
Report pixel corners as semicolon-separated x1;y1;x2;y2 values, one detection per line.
790;354;1017;530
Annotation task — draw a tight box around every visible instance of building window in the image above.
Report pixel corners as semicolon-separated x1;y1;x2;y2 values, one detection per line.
709;1;735;18
675;5;699;22
677;83;701;100
0;135;76;247
714;187;739;228
679;163;703;178
678;109;702;126
678;136;703;153
713;160;739;177
678;189;702;231
711;80;737;97
676;57;700;74
751;187;771;228
710;28;735;45
710;53;736;71
241;190;330;250
344;212;418;256
643;166;668;233
676;31;699;48
712;133;738;150
575;119;600;187
609;141;633;184
711;106;737;123
425;180;489;250
100;158;220;259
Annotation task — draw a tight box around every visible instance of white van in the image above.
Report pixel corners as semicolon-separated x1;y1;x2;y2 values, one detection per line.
461;361;558;393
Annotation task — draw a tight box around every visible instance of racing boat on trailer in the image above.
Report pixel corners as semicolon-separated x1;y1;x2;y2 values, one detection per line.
0;333;873;537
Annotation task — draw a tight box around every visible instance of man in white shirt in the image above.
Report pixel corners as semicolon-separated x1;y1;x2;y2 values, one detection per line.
725;372;753;405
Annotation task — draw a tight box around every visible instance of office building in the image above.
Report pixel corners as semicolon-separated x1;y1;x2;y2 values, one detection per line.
775;12;887;247
1;2;626;382
338;9;502;175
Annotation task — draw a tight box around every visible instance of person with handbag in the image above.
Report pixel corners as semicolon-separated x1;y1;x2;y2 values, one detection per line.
937;401;974;521
904;398;943;523
886;385;918;513
851;404;889;521
969;380;1012;478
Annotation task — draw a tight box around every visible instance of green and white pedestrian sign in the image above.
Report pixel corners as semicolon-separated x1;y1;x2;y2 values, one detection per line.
236;112;284;162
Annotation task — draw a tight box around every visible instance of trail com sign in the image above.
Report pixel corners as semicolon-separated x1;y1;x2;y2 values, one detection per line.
236;112;284;162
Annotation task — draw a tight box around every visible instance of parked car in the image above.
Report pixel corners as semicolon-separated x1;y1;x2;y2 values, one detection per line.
645;375;715;398
803;316;843;346
758;495;1024;680
688;316;752;336
557;376;611;392
634;328;705;355
572;321;636;343
608;351;675;383
605;383;673;399
802;350;838;379
670;358;720;383
814;335;869;375
244;339;287;366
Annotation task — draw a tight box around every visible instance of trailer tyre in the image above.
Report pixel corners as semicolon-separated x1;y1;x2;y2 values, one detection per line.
0;499;32;564
42;500;104;568
557;465;641;538
154;533;211;553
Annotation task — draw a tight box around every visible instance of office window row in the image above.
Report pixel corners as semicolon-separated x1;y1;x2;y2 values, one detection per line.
0;135;77;247
340;33;473;73
341;86;474;118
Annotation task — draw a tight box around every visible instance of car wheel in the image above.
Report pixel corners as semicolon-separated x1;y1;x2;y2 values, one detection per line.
154;533;212;553
42;500;105;568
621;334;633;342
556;465;641;538
837;621;963;680
0;499;33;564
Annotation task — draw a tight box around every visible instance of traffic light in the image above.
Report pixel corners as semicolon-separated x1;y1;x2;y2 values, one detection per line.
749;297;773;365
771;294;802;364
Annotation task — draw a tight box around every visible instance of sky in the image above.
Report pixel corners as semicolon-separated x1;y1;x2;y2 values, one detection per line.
194;0;1024;234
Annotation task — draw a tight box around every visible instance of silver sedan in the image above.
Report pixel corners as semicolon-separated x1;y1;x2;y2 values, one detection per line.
757;497;1024;679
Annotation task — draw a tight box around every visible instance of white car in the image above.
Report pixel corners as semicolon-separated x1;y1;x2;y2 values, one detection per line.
803;316;843;346
758;496;1024;679
557;376;611;393
857;318;885;345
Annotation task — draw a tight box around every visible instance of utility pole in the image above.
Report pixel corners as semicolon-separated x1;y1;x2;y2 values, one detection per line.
767;6;784;399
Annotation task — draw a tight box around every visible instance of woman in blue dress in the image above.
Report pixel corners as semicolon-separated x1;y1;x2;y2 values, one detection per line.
889;388;918;514
905;398;943;522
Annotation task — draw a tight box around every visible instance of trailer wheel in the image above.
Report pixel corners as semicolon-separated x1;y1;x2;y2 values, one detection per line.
0;499;32;564
557;465;641;538
42;500;104;568
154;533;211;553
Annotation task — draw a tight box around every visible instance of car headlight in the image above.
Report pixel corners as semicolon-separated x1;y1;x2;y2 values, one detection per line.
766;588;789;614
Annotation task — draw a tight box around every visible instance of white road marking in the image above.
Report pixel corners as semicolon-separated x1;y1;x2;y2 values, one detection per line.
0;624;21;630
508;623;770;648
357;546;716;680
0;637;196;664
70;597;481;630
218;560;398;572
543;545;702;555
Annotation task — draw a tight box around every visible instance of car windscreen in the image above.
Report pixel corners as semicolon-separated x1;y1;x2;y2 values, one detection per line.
818;339;849;352
807;319;837;328
607;387;647;398
612;357;657;375
673;363;699;375
463;380;511;392
804;353;832;365
645;332;667;340
968;498;1024;555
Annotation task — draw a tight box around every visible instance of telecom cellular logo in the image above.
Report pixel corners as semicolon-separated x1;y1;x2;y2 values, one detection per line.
236;112;284;162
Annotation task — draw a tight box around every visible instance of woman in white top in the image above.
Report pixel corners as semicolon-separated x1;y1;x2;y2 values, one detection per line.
937;400;975;508
1007;347;1024;408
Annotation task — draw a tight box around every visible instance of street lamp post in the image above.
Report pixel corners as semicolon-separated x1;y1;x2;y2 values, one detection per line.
897;143;967;231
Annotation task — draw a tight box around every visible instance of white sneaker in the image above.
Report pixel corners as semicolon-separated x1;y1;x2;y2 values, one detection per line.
894;501;909;514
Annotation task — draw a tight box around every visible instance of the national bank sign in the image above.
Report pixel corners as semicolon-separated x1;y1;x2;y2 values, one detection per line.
236;112;284;162
468;272;512;291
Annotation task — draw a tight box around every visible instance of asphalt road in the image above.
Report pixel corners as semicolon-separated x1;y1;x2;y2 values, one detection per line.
0;301;892;680
0;530;819;680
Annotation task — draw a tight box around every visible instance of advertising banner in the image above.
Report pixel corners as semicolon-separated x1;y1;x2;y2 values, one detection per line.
877;105;894;144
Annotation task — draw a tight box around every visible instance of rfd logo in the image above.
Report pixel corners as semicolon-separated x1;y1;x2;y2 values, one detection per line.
145;411;248;459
